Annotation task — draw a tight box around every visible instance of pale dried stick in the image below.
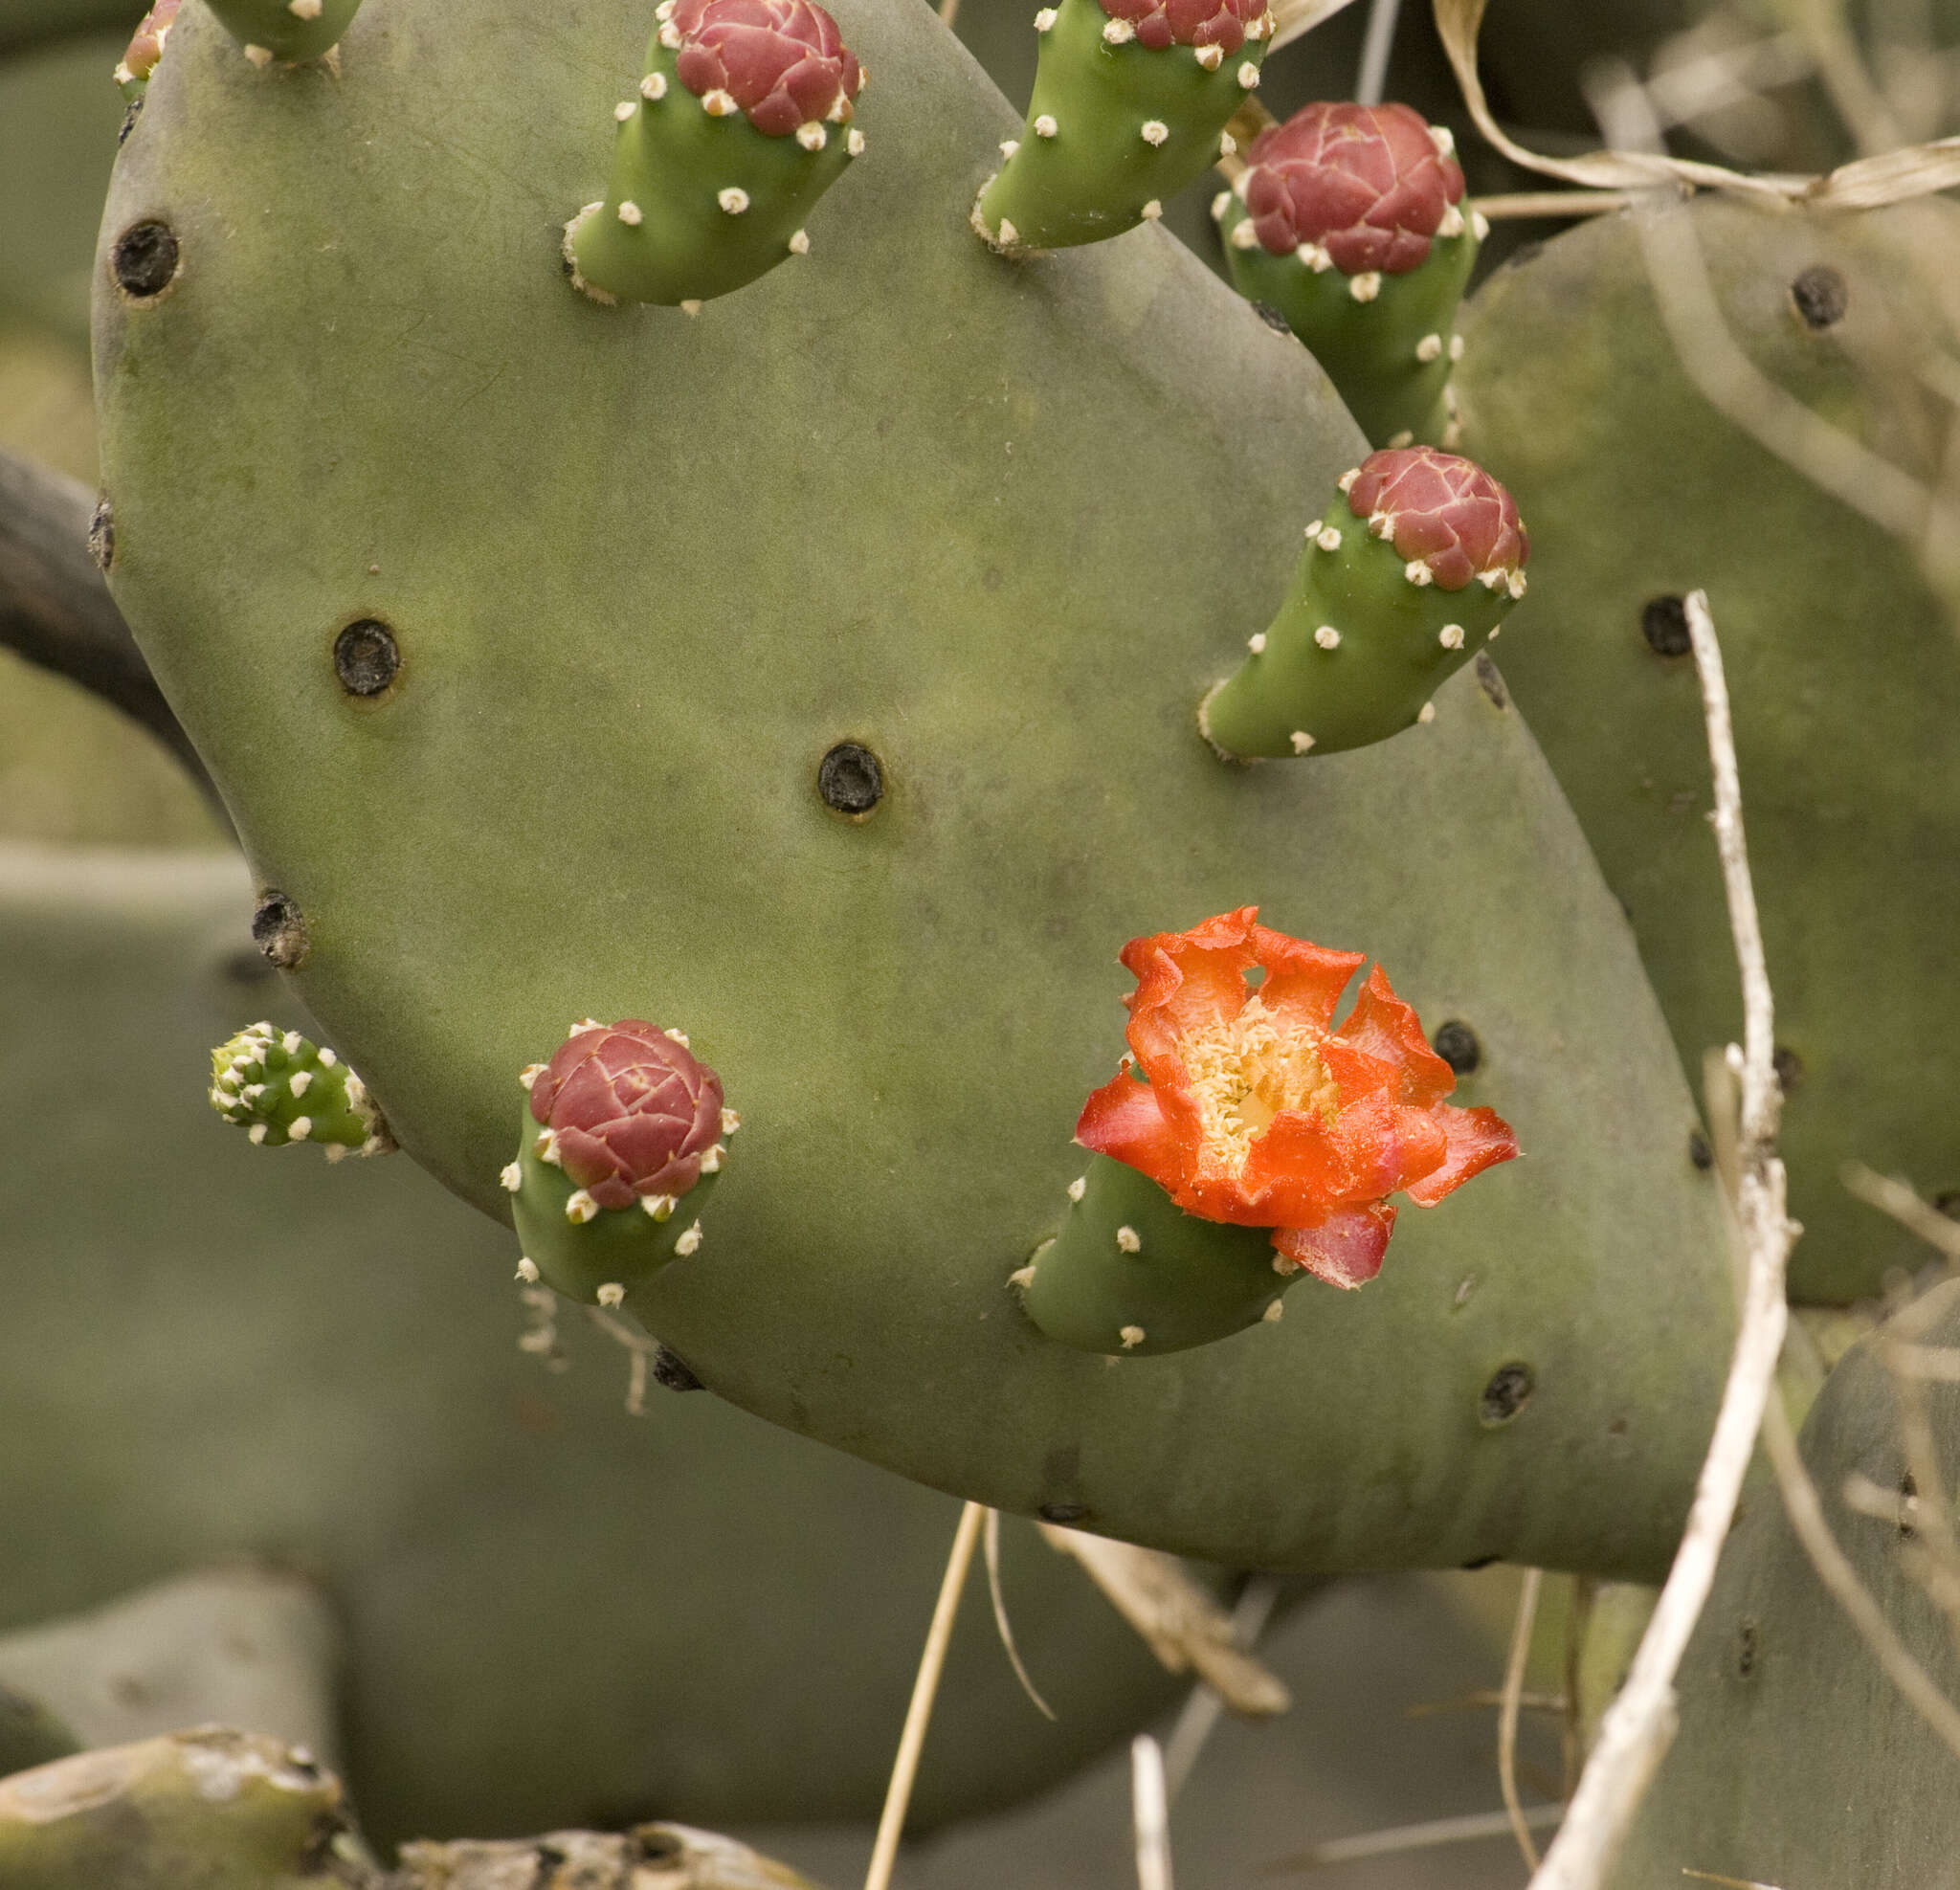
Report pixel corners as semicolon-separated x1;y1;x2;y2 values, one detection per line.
1843;1163;1960;1264
864;1501;986;1890
1261;1802;1565;1873
1354;0;1400;105
1131;1734;1174;1890
1500;1568;1546;1869
1472;190;1641;219
982;1508;1056;1721
1524;591;1795;1890
1161;1576;1282;1800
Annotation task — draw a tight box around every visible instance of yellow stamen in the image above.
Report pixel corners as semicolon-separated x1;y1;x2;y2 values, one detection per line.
1176;996;1340;1176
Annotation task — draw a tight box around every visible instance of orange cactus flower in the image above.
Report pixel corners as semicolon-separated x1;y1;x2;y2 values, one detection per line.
1075;907;1518;1288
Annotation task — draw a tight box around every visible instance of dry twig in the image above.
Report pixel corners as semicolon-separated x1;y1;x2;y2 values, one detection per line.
1524;592;1796;1890
1500;1568;1546;1869
1131;1734;1173;1890
981;1508;1056;1721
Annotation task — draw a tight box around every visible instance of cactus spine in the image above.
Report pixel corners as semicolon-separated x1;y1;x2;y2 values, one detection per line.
972;0;1271;254
205;0;363;66
209;1023;389;1158
1215;102;1481;448
1200;446;1527;760
567;0;866;308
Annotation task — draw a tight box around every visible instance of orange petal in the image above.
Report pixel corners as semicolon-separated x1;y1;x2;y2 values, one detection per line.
1337;965;1456;1108
1328;1091;1449;1199
1076;1070;1188;1195
1250;923;1366;1037
1239;1107;1359;1224
1404;1103;1520;1206
1120;907;1258;1056
1272;1201;1398;1288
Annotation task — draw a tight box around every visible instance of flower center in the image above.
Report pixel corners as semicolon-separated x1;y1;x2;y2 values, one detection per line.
1177;995;1340;1174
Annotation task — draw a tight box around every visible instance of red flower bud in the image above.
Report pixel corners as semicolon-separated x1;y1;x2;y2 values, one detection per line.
1344;446;1527;591
1242;101;1464;274
1075;909;1517;1287
673;0;863;138
1100;0;1269;53
528;1020;725;1211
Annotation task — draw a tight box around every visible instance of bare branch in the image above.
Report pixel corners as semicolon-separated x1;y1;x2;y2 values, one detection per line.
0;449;215;805
1524;592;1795;1890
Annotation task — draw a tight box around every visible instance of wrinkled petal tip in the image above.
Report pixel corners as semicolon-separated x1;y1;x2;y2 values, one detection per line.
1403;1105;1520;1207
1272;1201;1395;1288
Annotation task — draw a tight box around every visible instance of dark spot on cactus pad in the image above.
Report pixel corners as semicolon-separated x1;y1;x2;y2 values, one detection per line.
1688;1127;1714;1170
252;891;309;970
1899;1472;1918;1540
1479;1362;1533;1427
650;1345;703;1392
1432;1020;1481;1075
817;741;884;816
1934;1191;1960;1218
1039;1501;1090;1524
87;499;114;573
1459;1552;1500;1570
1790;264;1848;330
632;1828;687;1863
112;219;180;299
1474;651;1508;708
1640;595;1691;657
1250;300;1292;336
333;619;400;699
1735;1616;1758;1679
1772;1045;1805;1095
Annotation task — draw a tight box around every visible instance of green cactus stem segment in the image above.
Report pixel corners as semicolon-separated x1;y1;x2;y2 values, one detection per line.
114;0;181;100
1200;447;1526;761
205;0;363;66
567;0;865;308
505;1019;736;1305
1215;104;1482;448
209;1022;390;1158
1014;1152;1296;1356
972;0;1271;256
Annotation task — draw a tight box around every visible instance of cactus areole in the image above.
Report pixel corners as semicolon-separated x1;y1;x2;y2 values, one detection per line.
972;0;1272;255
507;1021;736;1306
1202;447;1527;760
567;0;866;307
1215;103;1481;446
1019;911;1517;1354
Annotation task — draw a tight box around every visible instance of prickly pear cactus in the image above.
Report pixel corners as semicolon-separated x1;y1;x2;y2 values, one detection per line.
0;848;1213;1845
1453;194;1960;1303
95;0;1739;1576
1609;1278;1960;1886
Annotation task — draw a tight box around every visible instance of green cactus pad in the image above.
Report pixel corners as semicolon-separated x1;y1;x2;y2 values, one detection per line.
96;0;1738;1577
972;0;1266;254
566;22;860;309
506;1097;723;1305
0;1730;346;1890
1215;188;1478;449
1016;1151;1295;1355
1453;195;1960;1302
1609;1279;1960;1887
204;0;361;65
209;1020;386;1155
1200;456;1522;760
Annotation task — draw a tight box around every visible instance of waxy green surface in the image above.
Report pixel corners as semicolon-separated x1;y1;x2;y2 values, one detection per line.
97;0;1735;1576
1456;198;1960;1303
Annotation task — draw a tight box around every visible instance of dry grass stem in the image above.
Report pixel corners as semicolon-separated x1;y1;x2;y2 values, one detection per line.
1500;1568;1547;1869
1261;1802;1566;1874
1131;1734;1174;1890
1037;1525;1290;1715
864;1501;986;1890
1523;593;1795;1890
1407;1686;1567;1719
1354;0;1402;105
1471;190;1642;220
1161;1576;1282;1800
981;1508;1057;1721
1842;1163;1960;1264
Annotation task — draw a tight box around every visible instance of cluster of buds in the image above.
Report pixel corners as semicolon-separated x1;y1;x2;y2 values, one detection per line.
209;1023;391;1159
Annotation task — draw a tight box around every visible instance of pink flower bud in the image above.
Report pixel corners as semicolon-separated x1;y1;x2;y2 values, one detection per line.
528;1020;724;1211
1346;447;1527;591
120;0;182;84
1099;0;1268;53
1242;102;1464;274
673;0;863;137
